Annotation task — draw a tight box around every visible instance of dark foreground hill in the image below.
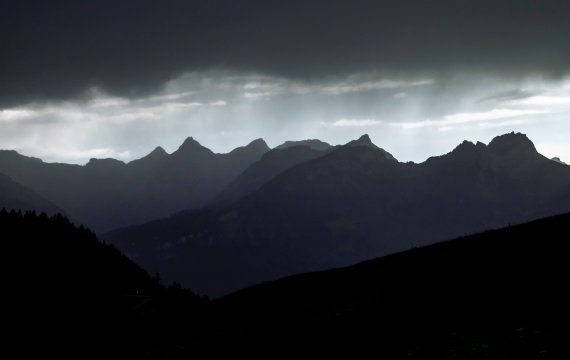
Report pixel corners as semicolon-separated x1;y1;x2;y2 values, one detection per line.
2;210;206;357
5;210;563;357
208;212;565;357
106;132;570;296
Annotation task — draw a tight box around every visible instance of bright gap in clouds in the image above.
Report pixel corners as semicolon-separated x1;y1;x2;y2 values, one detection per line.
322;119;384;127
0;72;569;164
509;96;570;106
393;109;549;129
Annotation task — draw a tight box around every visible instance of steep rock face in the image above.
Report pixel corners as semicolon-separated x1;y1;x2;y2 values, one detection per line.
0;137;270;232
105;133;570;297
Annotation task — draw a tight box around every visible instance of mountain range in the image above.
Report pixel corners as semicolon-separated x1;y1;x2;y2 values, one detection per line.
0;137;269;232
213;142;333;206
2;132;566;355
103;132;570;296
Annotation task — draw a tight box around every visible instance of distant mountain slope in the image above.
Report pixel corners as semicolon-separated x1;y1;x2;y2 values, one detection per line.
105;132;570;297
345;134;396;160
0;137;269;232
214;145;331;206
0;173;64;215
275;139;332;151
212;212;565;357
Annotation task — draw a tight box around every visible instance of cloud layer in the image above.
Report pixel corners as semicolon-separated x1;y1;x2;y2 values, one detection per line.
1;0;570;107
1;72;569;164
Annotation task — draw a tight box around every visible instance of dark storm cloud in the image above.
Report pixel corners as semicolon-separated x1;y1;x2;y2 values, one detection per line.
1;0;569;107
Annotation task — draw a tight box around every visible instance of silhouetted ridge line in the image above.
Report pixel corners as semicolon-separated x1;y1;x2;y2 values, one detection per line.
487;131;539;159
276;139;332;151
344;134;396;160
105;132;570;297
173;136;214;156
0;173;64;215
210;212;563;357
0;136;270;232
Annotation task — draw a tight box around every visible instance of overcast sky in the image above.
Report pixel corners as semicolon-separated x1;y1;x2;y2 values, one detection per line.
1;0;569;163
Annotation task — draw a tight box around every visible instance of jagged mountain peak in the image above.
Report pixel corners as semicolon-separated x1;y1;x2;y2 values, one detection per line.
127;146;168;166
174;136;214;156
345;134;396;161
442;133;539;163
149;146;168;157
86;158;125;168
244;138;270;151
487;132;537;156
354;134;374;145
345;134;377;148
456;140;476;149
276;139;332;151
179;136;200;148
228;138;270;157
450;140;486;155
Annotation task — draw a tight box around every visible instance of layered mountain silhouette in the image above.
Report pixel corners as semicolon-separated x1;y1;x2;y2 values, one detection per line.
345;134;397;160
214;144;332;206
105;132;570;296
211;212;564;357
0;172;64;215
4;206;561;357
0;138;269;232
275;139;332;151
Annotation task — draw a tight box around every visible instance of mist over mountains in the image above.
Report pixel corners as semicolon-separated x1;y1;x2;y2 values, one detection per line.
2;130;568;357
2;132;569;296
0;173;63;216
0;137;269;232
